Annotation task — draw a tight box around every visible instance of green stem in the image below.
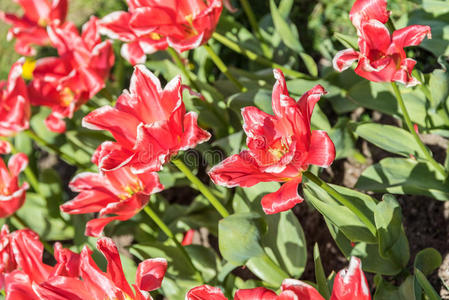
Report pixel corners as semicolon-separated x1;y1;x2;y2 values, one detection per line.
167;47;201;92
212;32;313;79
203;44;247;92
172;158;229;218
303;171;377;236
390;82;447;177
11;214;54;254
25;130;88;170
143;204;203;283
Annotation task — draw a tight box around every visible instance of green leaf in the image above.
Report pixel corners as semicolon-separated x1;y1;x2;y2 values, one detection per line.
218;213;266;265
16;193;73;241
269;0;317;76
374;276;415;300
185;245;220;282
429;68;449;109
303;183;377;243
414;268;442;300
262;211;307;278
414;248;442;277
422;0;449;16
374;195;405;260
356;158;449;201
228;88;273;115
246;253;288;287
314;244;331;299
334;32;358;50
353;123;426;158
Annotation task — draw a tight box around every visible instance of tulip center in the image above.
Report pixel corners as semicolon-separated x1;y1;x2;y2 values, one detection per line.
149;32;162;40
22;58;36;80
268;138;289;161
184;15;199;36
38;18;49;27
60;88;75;107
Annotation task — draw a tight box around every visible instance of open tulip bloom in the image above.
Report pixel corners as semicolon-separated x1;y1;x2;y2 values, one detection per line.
28;17;114;133
60;151;163;237
209;69;335;215
1;227;167;300
99;0;222;64
0;61;30;137
0;0;68;56
187;257;371;300
82;65;211;174
0;153;29;218
333;0;431;87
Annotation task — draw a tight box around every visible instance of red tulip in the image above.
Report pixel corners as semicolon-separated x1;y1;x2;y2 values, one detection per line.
0;225;52;289
0;0;67;56
209;69;335;215
333;0;431;87
0;61;30;137
28;18;115;133
99;0;222;64
0;153;29;218
83;65;211;174
4;234;167;300
61;159;163;237
187;257;371;300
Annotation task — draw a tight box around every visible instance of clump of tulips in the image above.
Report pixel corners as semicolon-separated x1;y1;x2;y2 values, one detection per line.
0;0;447;298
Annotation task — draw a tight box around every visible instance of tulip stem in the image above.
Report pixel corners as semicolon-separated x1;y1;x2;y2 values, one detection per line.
24;130;90;170
212;32;313;80
203;44;247;92
167;47;200;92
172;158;230;218
143;204;204;283
303;171;377;236
390;82;447;177
11;213;54;254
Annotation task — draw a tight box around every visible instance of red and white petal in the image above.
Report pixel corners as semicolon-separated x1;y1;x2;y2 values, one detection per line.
234;287;277;300
0;141;11;154
296;84;327;126
392;25;431;49
16;0;51;23
8;153;28;178
96;238;134;296
45;113;66;133
349;0;390;30
186;285;227;300
272;69;296;118
241;106;277;140
135;258;167;291
307;130;335;168
180;112;211;150
330;257;371;300
121;41;147;65
333;49;360;72
261;178;303;215
359;19;391;53
84;216;125;237
99;11;136;41
280;279;325;300
208;151;274;188
392;58;420;87
49;0;68;23
166;32;205;53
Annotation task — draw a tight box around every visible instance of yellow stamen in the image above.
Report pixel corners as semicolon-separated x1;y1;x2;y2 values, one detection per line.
60;88;75;107
150;32;162;40
185;14;199;35
22;58;36;80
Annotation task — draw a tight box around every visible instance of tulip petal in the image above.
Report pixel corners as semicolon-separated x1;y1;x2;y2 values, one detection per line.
84;216;126;237
180;112;211;150
135;258;167;291
49;0;68;23
0;141;11;154
16;0;51;23
4;271;39;300
272;69;296;118
392;58;420;87
234;287;277;300
359;19;391;53
121;41;147;65
8;153;28;178
330;257;371;300
392;25;431;49
261;178;303;214
280;279;325;300
97;238;134;297
99;11;135;41
186;285;227;300
307;130;336;168
349;0;389;30
209;151;275;188
45;113;66;133
333;49;360;72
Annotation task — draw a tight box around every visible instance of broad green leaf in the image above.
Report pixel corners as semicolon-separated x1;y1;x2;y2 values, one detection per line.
185;245;220;282
218;213;266;265
228;89;273;115
429;68;449;109
246;253;288;287
353;123;426;158
414;248;442;276
422;0;449;16
303;182;377;243
356;158;449;201
278;0;294;19
262;211;307;278
16;193;73;241
334;32;358;50
374;195;403;259
374;276;415;300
